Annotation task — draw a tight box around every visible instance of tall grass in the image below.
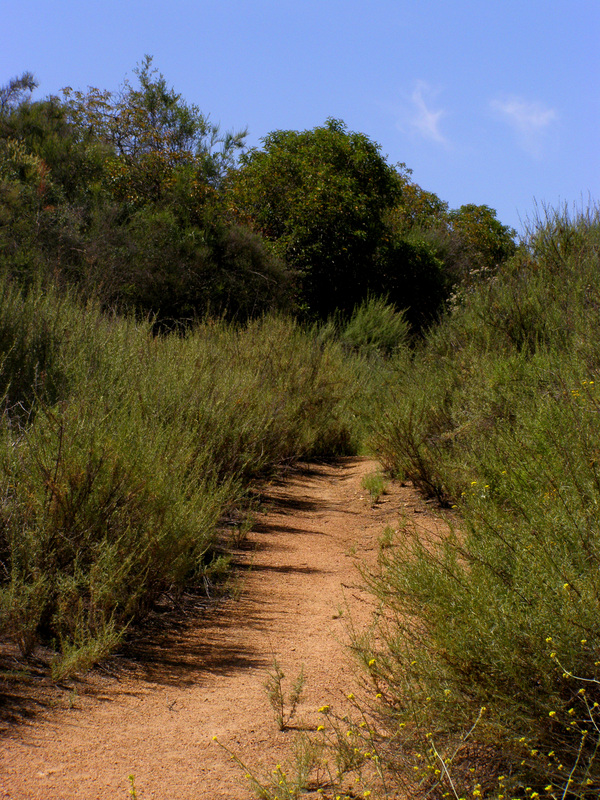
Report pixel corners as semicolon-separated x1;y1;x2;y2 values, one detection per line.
360;206;600;798
0;278;364;676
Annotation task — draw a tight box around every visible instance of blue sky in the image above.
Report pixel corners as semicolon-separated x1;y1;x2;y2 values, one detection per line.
2;0;598;234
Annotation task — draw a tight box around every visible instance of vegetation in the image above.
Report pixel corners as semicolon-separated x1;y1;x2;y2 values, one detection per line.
4;60;595;800
0;276;360;676
0;61;291;326
1;64;516;329
223;207;600;800
229;118;399;319
358;205;600;799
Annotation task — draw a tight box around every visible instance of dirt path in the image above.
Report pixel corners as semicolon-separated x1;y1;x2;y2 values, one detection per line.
0;457;443;799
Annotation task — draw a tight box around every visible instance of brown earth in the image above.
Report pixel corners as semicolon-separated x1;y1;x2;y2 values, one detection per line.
0;457;448;800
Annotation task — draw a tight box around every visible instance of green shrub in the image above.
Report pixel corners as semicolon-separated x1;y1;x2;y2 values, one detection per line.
0;279;361;674
0;278;72;422
340;297;410;358
361;206;600;797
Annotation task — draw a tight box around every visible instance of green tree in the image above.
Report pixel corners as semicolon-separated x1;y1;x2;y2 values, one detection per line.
0;87;110;284
446;203;517;282
229;118;402;318
386;167;448;234
62;56;246;211
0;136;49;277
3;95;108;204
388;176;517;295
0;63;289;323
0;72;37;116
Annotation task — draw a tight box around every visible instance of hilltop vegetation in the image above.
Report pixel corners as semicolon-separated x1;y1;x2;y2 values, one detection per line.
2;62;599;798
0;60;515;329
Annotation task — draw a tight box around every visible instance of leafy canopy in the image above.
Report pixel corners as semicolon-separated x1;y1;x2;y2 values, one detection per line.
230;118;401;317
62;56;247;208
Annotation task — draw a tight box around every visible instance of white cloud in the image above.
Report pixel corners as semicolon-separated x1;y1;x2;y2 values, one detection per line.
408;80;449;146
490;95;558;156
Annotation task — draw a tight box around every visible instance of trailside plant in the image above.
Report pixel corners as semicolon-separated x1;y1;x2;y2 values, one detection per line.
264;658;306;732
359;205;600;797
0;277;364;675
213;733;326;800
218;690;398;800
361;470;389;506
340;297;411;358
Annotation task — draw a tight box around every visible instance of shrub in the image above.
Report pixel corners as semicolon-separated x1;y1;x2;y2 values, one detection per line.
361;205;600;797
0;279;360;674
340;297;410;358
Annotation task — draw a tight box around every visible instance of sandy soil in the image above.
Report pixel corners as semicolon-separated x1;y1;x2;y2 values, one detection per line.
0;457;446;800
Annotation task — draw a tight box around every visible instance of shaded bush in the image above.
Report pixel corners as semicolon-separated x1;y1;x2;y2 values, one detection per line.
0;280;70;423
340;297;410;358
0;277;359;675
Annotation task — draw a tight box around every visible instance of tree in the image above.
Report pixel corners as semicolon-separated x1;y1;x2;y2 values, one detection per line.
387;174;517;295
229;118;401;318
446;204;517;282
385;167;448;234
0;72;37;116
0;62;291;323
62;56;246;211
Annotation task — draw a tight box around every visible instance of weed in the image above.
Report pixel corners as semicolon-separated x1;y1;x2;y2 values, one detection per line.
378;525;396;551
128;774;138;799
214;734;324;799
67;687;79;709
230;517;255;549
361;471;389;506
223;678;399;799
264;658;306;732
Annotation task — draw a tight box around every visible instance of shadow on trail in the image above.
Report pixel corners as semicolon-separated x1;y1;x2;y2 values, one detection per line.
265;493;321;513
251;521;329;537
0;656;55;730
112;464;351;687
94;464;346;690
119;572;319;690
0;458;363;729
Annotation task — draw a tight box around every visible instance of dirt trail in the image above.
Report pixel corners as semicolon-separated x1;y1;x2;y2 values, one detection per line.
0;457;444;799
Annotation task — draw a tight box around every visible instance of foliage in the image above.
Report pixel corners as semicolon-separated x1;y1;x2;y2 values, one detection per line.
219;684;399;799
445;203;518;287
386;168;449;233
378;235;449;330
387;168;517;298
361;470;388;506
0;277;69;422
361;205;600;797
0;273;361;674
0;72;37;115
2;93;108;204
62;55;246;205
339;296;411;358
0;64;293;324
264;658;306;731
229;118;402;318
80;204;292;324
1;65;517;328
